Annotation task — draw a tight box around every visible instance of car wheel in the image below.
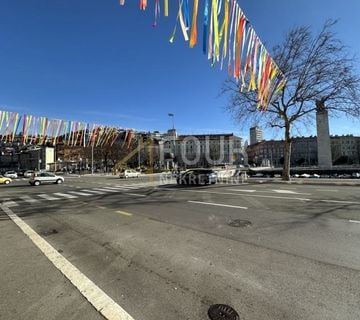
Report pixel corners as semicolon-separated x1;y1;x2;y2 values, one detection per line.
34;180;40;186
5;180;10;185
56;179;63;184
211;182;216;184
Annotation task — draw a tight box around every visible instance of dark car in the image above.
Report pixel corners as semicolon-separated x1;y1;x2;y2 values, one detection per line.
176;169;217;185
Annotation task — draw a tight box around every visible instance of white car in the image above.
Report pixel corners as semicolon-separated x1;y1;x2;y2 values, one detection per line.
24;170;36;178
300;173;311;178
119;170;140;179
29;172;64;186
4;171;18;179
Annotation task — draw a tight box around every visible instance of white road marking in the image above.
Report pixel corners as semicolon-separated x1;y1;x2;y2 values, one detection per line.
0;205;136;320
349;220;360;224
227;189;311;195
81;189;106;195
2;201;19;207
188;201;248;210
93;188;118;193
68;191;93;197
124;193;146;197
316;189;339;192
272;189;297;194
116;210;133;216
54;193;78;199
120;185;139;190
175;189;312;202
103;187;128;191
37;194;60;201
20;196;40;204
320;200;360;205
227;189;257;193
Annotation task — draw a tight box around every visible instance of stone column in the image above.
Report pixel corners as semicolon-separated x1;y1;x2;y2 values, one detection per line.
316;102;332;168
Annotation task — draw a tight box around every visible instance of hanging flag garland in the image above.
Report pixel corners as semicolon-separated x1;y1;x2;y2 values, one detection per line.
119;0;286;110
0;110;134;148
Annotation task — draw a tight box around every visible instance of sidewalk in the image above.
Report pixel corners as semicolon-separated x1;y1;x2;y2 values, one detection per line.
0;211;104;320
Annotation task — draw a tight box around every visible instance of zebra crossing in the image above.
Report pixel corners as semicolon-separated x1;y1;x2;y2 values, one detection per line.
0;182;158;208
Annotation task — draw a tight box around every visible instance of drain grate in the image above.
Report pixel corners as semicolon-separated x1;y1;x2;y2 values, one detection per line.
228;219;252;228
208;304;240;320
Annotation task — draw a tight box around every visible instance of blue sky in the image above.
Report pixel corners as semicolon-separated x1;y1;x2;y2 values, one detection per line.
1;0;359;142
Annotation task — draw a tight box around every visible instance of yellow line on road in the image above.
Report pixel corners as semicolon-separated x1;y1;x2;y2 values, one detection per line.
116;210;133;217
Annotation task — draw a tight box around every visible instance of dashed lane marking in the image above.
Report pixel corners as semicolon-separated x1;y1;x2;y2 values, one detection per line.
37;194;61;201
116;210;133;217
54;193;78;199
81;189;107;195
349;220;360;224
92;188;118;193
0;205;136;320
68;191;93;197
124;193;146;197
320;200;360;205
188;201;248;210
20;196;40;203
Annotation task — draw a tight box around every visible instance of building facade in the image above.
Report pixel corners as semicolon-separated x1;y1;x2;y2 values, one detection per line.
247;135;360;167
159;132;244;169
250;126;263;145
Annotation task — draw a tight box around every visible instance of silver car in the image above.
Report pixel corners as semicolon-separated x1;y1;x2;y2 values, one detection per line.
29;172;64;186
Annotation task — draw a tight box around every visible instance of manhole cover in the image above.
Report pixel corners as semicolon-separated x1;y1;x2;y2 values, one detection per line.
228;219;252;228
208;304;240;320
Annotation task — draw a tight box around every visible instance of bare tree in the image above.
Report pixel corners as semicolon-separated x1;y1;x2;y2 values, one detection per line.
223;20;360;180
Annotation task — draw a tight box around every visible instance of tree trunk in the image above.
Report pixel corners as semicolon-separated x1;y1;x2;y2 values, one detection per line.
282;125;292;181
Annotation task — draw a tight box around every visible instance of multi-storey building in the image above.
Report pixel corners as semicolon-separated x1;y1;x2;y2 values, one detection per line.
249;126;263;145
160;132;244;169
247;135;360;167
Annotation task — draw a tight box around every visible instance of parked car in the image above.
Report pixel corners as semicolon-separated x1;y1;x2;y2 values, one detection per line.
0;175;12;185
24;170;36;178
300;173;311;178
253;173;264;177
4;171;18;179
352;172;360;179
119;169;140;179
176;169;217;185
29;172;64;186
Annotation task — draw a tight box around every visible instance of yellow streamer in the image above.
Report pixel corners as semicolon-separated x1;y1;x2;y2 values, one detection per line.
189;0;199;48
164;0;168;16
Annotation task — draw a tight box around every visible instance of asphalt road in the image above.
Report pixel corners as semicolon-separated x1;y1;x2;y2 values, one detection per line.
1;175;360;320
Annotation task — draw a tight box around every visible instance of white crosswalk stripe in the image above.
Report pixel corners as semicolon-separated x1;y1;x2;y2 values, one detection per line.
2;201;19;207
102;187;127;191
92;188;118;193
54;193;78;199
37;194;60;201
68;191;93;196
81;189;106;194
20;196;40;203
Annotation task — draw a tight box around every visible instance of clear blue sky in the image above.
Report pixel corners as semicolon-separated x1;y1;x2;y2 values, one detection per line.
1;0;359;141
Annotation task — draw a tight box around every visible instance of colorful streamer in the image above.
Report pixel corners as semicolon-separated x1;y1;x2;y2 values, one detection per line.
120;0;286;110
0;110;131;148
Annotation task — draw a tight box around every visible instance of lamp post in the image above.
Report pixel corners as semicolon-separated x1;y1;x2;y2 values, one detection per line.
168;113;176;169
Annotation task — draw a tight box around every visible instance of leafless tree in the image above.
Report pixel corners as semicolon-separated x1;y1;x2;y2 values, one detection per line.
223;20;360;180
